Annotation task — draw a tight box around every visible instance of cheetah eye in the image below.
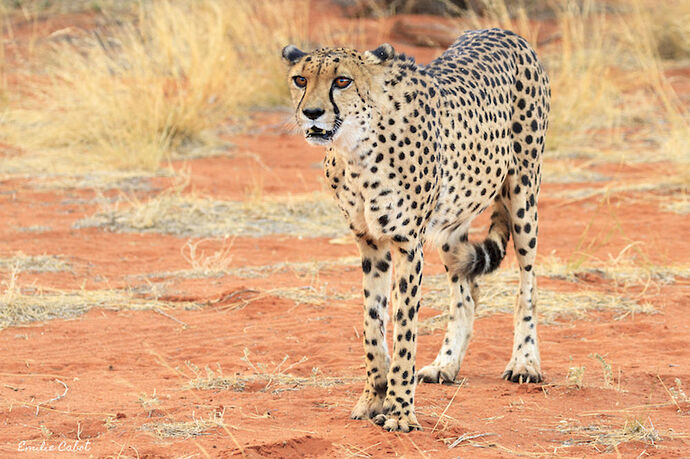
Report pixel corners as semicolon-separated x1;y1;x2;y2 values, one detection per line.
333;77;352;89
293;76;307;88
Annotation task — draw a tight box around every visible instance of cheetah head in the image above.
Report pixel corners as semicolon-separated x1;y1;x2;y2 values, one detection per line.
281;43;395;151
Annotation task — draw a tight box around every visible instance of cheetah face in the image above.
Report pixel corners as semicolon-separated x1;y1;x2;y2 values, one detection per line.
282;44;394;151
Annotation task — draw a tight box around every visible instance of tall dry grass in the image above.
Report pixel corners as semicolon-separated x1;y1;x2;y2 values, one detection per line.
1;0;309;171
469;0;689;168
1;0;687;175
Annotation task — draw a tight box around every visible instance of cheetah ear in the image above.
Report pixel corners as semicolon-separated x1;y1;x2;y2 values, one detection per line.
282;45;307;65
364;43;395;64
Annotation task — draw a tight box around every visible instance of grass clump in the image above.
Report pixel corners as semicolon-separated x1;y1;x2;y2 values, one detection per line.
75;189;349;238
668;378;690;413
185;352;361;394
142;256;360;281
589;353;614;388
0;252;71;273
185;363;247;392
558;417;662;451
141;410;226;439
539;254;689;289
419;269;654;333
468;0;689;171
2;0;309;171
566;366;586;389
662;195;690;215
180;236;235;277
0;267;199;329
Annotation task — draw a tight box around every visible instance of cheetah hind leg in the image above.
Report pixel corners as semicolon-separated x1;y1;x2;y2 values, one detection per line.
351;384;387;419
418;275;479;384
501;173;543;384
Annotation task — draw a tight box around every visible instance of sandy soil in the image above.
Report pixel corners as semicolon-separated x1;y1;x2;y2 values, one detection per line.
1;115;689;457
1;5;689;459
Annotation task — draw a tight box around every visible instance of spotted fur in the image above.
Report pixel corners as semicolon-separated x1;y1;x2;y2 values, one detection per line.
283;28;550;432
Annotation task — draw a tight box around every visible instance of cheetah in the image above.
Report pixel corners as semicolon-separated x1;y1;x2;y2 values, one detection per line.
282;28;550;432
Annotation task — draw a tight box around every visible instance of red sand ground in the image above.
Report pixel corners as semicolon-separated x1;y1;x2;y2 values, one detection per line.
1;118;689;458
1;5;689;459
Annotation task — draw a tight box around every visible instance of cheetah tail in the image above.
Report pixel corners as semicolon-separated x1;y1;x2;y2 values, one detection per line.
451;201;511;279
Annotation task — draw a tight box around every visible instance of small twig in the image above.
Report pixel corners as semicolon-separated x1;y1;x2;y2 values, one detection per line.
280;356;308;375
218;288;259;302
154;308;188;328
36;378;68;415
448;432;497;449
656;374;682;412
431;378;465;433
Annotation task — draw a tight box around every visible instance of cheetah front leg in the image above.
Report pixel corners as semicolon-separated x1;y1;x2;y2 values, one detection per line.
372;240;423;432
351;237;392;420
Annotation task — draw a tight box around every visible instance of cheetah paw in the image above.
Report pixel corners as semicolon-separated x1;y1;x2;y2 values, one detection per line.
351;389;385;420
372;412;421;432
417;364;457;384
502;361;542;383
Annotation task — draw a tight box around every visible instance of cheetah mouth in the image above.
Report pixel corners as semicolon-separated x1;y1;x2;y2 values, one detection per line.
306;126;336;142
305;119;341;144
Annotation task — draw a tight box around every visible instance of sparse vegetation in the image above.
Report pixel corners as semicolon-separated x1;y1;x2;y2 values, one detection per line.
137;390;160;417
567;366;586;389
0;252;71;273
0;266;199;328
1;0;310;171
557;417;662;451
141;409;226;439
469;0;689;170
420;268;654;330
184;352;361;394
75;189;349;238
590;353;614;388
669;378;690;410
181;236;235;277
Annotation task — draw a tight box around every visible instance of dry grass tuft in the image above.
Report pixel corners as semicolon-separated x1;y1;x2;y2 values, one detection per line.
22;169;177;192
137;390;160;417
0;0;130;16
558;417;661;451
0;267;199;329
0;252;71;273
589;353;614;389
419;269;654;333
185;351;361;394
141;409;226;439
668;379;690;413
662;195;690;215
566;366;586;389
75;189;349;238
185;363;246;392
640;0;690;60
143;256;360;281
540;253;689;288
227;256;360;279
1;0;309;171
268;285;359;306
223;284;359;312
180;236;235;277
541;160;609;184
467;0;689;174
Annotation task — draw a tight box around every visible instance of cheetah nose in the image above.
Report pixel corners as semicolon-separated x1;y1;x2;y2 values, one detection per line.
302;107;325;120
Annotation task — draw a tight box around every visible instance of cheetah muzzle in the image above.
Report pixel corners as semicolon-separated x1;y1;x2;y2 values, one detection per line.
282;28;550;432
